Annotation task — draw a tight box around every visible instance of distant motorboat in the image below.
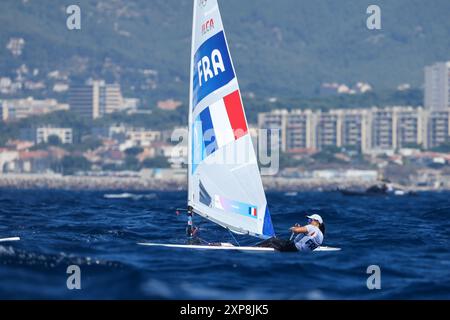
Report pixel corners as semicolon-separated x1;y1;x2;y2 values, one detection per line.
339;184;387;196
339;184;416;197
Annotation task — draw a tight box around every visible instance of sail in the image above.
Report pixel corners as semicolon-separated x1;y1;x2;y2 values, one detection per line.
188;0;275;239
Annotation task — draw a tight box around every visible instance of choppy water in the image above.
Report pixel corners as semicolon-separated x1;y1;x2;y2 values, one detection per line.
0;189;449;299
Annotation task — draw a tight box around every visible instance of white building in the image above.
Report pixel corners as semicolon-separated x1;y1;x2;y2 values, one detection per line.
286;110;315;152
156;144;188;168
6;38;25;56
396;107;426;149
315;111;341;150
126;129;161;147
425;61;450;111
341;109;371;153
0;150;19;173
103;84;125;114
426;110;450;149
36;127;73;144
1;98;69;122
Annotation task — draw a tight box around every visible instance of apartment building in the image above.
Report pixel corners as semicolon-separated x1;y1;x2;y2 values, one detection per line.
424;61;450;111
259;106;448;154
426;110;450;149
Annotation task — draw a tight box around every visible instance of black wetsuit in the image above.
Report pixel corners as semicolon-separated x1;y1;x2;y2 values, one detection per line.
256;237;298;252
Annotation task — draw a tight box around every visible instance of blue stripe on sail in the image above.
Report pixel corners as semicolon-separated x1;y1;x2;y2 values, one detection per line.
192;119;205;174
193;31;235;108
263;206;275;237
214;195;258;220
199;107;218;156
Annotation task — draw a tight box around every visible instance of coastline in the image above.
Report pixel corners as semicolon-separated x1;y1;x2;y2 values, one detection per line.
0;173;438;192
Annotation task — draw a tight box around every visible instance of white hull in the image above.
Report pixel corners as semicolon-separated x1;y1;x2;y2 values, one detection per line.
138;242;341;252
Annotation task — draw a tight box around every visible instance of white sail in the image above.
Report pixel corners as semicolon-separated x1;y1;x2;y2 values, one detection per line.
188;0;275;239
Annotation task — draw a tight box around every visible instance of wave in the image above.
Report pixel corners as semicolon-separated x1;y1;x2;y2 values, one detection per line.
1;189;450;299
103;193;157;200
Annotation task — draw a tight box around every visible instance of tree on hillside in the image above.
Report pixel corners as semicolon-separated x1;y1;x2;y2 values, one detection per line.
141;156;170;169
125;146;144;157
432;141;450;153
61;155;91;175
47;135;62;146
123;156;140;171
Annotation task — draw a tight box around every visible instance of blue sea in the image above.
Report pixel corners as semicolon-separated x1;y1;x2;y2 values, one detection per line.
0;189;449;299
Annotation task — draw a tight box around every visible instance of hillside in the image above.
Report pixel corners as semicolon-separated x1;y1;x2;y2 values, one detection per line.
0;0;449;103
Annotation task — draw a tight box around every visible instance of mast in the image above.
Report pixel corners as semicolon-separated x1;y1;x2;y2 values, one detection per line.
187;0;197;206
186;1;198;239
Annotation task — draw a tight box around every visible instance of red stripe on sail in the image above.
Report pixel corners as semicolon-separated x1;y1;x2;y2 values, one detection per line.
223;90;248;139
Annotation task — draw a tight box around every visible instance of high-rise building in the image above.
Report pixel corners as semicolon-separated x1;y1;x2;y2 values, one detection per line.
426;111;450;149
424;61;450;111
370;108;395;151
369;107;426;152
103;84;125;114
395;107;425;149
69;82;98;119
69;80;124;119
315;111;341;150
286;110;315;152
341;110;370;153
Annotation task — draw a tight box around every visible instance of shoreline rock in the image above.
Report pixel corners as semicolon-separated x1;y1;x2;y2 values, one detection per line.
0;173;440;192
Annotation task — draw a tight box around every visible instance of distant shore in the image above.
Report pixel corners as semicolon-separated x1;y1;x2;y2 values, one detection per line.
0;173;184;191
0;173;439;192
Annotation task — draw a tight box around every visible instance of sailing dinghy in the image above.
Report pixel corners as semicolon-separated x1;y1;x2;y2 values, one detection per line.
139;0;339;252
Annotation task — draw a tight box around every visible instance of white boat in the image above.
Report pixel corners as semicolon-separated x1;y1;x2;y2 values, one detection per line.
104;193;136;199
139;0;339;252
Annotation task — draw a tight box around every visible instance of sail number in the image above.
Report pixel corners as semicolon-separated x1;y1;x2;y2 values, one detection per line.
193;31;235;107
197;49;225;87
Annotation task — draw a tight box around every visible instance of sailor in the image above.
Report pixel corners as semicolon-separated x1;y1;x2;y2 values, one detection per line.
290;214;325;252
257;214;325;252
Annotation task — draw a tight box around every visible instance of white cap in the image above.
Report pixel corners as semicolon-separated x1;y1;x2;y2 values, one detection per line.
307;214;323;224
